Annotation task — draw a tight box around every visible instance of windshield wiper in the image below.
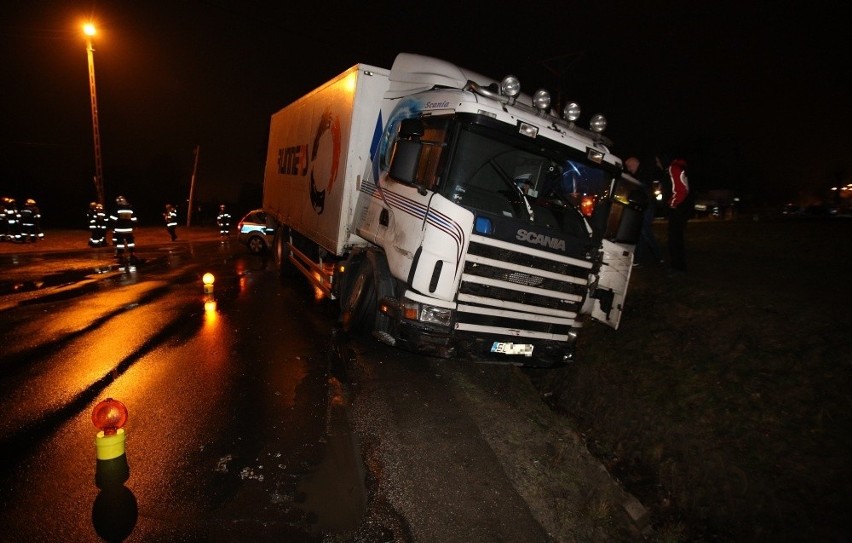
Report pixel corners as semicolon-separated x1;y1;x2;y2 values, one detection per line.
488;159;535;222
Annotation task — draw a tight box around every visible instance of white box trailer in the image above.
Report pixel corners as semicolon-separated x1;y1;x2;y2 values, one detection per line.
262;64;390;258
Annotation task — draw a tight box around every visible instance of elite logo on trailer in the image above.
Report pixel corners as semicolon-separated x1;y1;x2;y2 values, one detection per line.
275;108;341;215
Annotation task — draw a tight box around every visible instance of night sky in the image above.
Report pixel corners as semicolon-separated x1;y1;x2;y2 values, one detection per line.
1;1;849;227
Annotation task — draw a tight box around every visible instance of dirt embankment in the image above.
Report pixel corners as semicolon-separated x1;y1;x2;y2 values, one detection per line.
534;218;852;541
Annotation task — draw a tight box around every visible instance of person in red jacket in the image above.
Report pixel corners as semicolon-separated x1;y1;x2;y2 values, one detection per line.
657;155;692;272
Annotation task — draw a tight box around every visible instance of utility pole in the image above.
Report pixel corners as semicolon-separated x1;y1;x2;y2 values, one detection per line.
186;145;200;227
84;24;105;205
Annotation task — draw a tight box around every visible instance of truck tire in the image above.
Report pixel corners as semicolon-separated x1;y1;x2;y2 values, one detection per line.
340;251;394;337
341;256;376;333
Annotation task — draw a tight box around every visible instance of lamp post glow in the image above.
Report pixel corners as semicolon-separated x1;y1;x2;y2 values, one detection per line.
84;23;105;205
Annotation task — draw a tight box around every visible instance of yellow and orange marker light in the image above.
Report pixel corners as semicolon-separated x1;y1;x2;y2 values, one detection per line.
92;398;128;460
202;272;215;294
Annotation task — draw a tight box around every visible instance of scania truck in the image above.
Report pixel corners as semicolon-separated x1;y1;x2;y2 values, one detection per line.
263;53;644;366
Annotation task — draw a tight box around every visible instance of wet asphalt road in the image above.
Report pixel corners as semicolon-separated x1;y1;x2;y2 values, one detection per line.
0;239;367;541
0;234;638;542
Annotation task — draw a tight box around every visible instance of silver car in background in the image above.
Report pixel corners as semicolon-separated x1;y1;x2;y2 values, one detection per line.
237;209;275;254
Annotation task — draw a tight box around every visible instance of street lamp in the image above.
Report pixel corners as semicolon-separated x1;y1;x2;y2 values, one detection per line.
84;23;105;205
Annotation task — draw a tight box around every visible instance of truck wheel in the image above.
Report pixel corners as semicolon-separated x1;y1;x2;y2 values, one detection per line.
341;258;376;333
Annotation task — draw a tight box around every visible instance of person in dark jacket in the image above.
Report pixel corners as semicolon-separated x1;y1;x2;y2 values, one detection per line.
657;155;692;272
216;204;232;237
163;204;178;241
625;157;664;267
88;202;99;246
18;198;43;242
0;197;9;241
110;195;138;270
88;202;108;246
3;197;19;242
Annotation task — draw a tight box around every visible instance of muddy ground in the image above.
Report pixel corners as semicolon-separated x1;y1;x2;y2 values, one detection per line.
533;217;852;541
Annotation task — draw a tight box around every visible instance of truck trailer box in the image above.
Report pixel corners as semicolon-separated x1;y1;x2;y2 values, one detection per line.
262;64;390;256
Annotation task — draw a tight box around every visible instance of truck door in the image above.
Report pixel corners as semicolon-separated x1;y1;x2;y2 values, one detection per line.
587;173;645;329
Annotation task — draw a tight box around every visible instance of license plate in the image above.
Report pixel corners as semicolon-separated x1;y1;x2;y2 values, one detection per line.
490;342;534;357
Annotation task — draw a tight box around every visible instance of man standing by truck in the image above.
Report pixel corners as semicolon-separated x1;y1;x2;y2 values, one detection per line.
657;154;692;273
626;156;663;267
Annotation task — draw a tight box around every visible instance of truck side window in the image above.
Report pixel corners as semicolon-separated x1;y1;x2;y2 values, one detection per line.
415;123;448;190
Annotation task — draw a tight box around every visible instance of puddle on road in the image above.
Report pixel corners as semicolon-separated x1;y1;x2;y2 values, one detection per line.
0;268;107;296
294;376;367;536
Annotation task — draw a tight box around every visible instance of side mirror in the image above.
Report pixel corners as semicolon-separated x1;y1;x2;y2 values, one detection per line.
389;140;421;186
388;118;424;187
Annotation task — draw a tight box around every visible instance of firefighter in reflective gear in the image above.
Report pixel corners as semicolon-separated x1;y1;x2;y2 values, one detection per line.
3;197;19;242
18;198;43;242
87;202;99;245
110;195;138;270
163;204;178;241
88;202;108;246
94;203;108;246
216;204;231;237
0;197;8;241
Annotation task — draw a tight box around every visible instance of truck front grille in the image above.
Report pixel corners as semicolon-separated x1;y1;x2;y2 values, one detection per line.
455;234;593;340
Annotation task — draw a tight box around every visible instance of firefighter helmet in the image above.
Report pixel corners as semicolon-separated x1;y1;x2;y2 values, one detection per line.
25;198;36;206
90;201;98;210
95;203;104;211
116;195;128;205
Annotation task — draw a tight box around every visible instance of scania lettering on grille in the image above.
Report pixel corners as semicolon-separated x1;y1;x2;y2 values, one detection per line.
516;229;566;251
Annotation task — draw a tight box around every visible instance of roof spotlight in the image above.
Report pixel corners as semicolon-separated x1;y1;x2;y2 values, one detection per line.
532;89;551;111
590;114;607;133
501;75;521;98
563;102;581;122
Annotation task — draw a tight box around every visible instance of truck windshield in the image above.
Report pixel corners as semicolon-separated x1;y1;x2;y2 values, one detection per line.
442;123;612;224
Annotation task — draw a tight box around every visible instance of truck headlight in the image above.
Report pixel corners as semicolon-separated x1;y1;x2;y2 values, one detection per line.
420;304;452;326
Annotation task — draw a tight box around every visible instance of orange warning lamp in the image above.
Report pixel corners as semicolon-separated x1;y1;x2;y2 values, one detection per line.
93;398;128;460
202;272;215;294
